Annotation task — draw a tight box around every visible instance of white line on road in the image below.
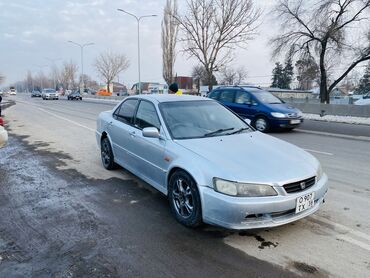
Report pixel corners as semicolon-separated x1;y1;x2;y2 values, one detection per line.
296;128;370;142
310;214;370;252
37;107;95;132
303;148;334;156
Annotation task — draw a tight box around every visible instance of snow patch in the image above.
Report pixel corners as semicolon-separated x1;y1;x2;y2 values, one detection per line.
303;113;370;125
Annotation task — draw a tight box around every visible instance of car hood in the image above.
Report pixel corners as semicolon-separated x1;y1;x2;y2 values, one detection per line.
264;103;301;114
175;132;318;185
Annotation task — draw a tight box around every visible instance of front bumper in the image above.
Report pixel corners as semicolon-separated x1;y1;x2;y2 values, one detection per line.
200;173;328;230
44;95;58;99
269;118;303;129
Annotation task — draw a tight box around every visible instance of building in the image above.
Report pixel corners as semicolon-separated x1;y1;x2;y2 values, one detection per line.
174;76;193;93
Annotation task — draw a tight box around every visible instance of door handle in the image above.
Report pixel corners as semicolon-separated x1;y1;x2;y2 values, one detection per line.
129;131;136;137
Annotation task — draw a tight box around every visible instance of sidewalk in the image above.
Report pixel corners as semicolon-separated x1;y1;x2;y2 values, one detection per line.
303;113;370;126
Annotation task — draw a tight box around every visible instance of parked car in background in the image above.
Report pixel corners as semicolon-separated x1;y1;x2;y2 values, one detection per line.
96;95;328;229
0;118;8;148
31;90;42;97
97;89;112;96
208;86;303;132
42;88;59;100
67;91;82;100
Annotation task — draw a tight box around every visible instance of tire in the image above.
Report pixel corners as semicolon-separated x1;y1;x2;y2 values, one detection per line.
100;137;116;170
254;116;270;132
168;170;202;228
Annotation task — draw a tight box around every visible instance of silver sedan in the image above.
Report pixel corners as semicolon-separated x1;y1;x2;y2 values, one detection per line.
96;95;328;229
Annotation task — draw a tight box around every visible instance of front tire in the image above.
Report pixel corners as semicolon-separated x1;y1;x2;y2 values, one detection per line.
101;137;116;170
254;116;270;132
168;170;202;228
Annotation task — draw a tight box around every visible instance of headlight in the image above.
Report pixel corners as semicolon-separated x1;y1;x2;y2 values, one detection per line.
271;112;286;118
213;178;277;197
316;164;323;181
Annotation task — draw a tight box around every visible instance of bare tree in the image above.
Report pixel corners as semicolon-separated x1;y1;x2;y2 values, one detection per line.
162;0;179;85
271;0;370;103
95;52;130;93
219;66;248;85
60;61;78;90
175;0;260;91
0;73;5;85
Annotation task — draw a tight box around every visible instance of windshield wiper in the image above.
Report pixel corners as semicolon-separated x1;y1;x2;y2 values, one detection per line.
204;127;234;137
227;127;250;135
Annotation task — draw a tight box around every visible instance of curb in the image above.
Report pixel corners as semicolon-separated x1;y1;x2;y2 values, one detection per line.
295;129;370;142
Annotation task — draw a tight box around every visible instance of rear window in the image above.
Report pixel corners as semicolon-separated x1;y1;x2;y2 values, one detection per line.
115;99;139;125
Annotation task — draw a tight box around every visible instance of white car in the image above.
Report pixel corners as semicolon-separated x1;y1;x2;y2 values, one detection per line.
42;89;59;100
0;125;8;148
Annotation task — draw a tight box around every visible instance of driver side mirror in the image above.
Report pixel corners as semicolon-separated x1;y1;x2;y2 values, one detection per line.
142;127;160;138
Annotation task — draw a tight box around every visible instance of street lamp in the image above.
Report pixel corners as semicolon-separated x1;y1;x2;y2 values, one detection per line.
45;57;61;90
67;40;94;94
117;9;157;94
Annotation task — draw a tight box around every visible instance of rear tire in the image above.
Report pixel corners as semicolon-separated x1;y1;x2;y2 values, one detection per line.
100;137;116;170
254;116;270;133
168;170;202;228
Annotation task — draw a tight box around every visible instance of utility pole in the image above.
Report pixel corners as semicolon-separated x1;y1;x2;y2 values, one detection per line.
68;41;94;94
117;9;157;94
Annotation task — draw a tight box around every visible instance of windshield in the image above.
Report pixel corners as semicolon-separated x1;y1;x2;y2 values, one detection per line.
159;100;252;140
252;90;282;104
43;89;56;93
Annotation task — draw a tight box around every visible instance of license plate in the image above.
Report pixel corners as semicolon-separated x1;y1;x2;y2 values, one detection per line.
295;192;315;213
290;119;301;124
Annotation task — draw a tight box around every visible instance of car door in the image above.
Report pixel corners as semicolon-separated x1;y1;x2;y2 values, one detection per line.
232;90;259;120
130;100;167;191
108;99;139;169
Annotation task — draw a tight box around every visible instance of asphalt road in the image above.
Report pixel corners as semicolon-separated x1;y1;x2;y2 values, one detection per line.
1;94;370;278
299;119;370;138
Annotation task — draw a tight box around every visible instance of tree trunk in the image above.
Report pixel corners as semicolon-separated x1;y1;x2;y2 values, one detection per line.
319;43;329;104
207;72;213;93
107;81;110;93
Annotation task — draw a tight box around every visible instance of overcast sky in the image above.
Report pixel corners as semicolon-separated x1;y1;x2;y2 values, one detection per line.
0;0;279;87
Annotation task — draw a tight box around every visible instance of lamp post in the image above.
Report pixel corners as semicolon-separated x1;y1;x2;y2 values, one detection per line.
117;9;157;94
45;57;61;90
67;41;94;94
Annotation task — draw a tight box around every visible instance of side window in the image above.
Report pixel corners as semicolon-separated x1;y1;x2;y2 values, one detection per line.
219;90;235;103
114;99;139;124
135;101;161;130
235;91;251;105
208;90;220;100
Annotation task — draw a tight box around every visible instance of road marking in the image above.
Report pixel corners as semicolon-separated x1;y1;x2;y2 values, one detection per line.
310;214;370;252
311;214;370;242
303;148;334;156
37;107;95;132
336;235;370;252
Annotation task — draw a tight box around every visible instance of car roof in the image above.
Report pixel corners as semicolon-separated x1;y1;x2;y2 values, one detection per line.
126;94;210;103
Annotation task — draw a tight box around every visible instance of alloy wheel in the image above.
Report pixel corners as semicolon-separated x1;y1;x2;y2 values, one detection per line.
172;179;194;218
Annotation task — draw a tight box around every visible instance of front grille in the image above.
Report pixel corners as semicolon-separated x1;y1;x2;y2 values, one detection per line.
283;176;316;193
